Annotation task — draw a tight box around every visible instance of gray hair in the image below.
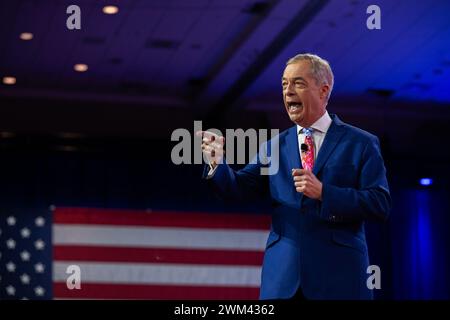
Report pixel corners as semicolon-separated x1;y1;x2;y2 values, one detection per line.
286;53;334;101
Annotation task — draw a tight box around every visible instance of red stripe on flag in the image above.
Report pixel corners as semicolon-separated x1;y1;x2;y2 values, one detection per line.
54;245;264;266
53;283;260;300
54;207;271;230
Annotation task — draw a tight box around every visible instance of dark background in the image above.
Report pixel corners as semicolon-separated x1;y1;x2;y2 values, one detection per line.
1;0;450;299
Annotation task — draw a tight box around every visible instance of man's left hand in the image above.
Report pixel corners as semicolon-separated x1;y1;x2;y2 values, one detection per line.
292;169;323;200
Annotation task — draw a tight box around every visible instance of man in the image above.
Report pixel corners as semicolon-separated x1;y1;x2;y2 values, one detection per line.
198;53;391;300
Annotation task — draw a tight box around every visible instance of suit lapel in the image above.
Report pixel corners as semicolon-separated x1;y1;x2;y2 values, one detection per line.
285;126;303;202
285;126;302;171
312;115;346;176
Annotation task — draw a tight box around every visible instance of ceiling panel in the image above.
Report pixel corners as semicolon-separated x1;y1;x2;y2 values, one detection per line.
162;9;241;86
0;0;449;108
242;0;450;107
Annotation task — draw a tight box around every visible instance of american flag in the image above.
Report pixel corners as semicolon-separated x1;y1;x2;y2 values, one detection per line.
1;207;270;299
0;208;52;300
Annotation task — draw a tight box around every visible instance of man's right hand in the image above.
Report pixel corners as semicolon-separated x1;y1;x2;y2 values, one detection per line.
196;130;225;169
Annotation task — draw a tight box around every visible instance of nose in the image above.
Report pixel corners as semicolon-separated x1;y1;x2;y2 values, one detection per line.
285;82;295;96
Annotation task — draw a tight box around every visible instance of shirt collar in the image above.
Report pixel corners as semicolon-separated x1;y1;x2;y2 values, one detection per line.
297;111;332;134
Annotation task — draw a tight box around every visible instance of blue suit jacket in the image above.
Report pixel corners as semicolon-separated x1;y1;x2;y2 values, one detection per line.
204;114;391;300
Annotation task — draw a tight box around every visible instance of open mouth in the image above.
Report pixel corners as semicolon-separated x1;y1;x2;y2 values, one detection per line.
287;102;303;112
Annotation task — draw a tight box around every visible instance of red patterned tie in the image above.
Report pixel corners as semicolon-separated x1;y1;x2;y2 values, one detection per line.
301;128;315;171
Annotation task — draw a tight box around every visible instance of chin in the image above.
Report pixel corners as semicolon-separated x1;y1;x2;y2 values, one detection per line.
289;115;302;125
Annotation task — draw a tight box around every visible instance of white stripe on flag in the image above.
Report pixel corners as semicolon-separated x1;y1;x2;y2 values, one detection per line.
53;261;262;286
53;224;268;251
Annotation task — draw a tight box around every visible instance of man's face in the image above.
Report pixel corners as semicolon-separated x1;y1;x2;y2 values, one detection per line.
282;60;329;127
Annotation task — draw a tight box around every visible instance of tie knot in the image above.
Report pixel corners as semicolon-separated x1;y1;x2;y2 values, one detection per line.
303;128;314;136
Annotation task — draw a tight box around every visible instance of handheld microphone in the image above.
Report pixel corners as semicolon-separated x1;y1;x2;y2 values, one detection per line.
301;143;308;153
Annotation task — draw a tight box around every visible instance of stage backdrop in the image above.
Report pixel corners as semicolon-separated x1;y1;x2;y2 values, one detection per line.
1;147;449;300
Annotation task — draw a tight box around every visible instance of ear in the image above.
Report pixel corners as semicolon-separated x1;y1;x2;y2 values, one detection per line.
320;84;330;100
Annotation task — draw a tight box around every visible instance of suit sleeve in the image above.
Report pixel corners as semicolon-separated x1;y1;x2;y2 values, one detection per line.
319;136;392;223
202;143;270;201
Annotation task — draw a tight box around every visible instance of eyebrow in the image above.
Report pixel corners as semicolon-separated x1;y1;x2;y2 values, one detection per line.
281;76;308;83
